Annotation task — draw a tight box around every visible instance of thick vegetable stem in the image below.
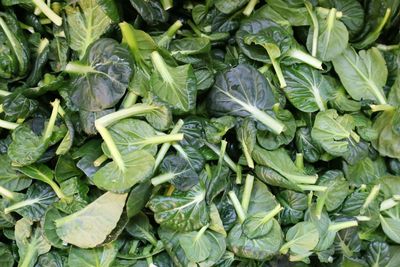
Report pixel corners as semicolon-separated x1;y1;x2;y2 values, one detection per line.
315;191;327;219
166;20;183;38
361;184;381;214
263;45;286;88
205;142;237;173
305;1;319;57
42;99;60;142
261;204;283;224
64;62;96;74
160;0;173;10
0;119;19;130
0;186;18;200
243;0;259;16
328;220;358;232
195;224;209;241
32;0;62;26
242;140;254;169
237;101;285;135
154;119;184;170
151;51;174;84
288;49;323;70
229;191;246;223
95;124;125;171
120;22;143;64
298;184;327;192
380;195;400;211
151;172;178;186
95;104;159;171
241;174;254;213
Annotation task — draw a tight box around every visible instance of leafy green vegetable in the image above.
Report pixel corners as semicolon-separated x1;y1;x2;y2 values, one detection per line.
0;11;29;79
65;0;113;59
283;64;335;112
15;218;51;267
208;64;285;134
150;51;197;114
55;192;127;248
66;38;133;112
311;109;369;164
307;7;349;61
332;47;388;104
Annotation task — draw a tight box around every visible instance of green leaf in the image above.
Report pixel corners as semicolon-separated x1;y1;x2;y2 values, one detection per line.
319;0;365;39
0;200;15;228
295;127;322;163
214;0;247;14
0;243;13;267
332;47;388;104
16;164;66;200
128;0;168;26
170;37;211;58
265;0;309;26
67;243;118;267
35;251;64;267
341;189;381;232
0;12;30;79
277;190;308;225
307;8;349;61
386;246;400;267
227;219;283;260
2;92;38;121
257;107;296;150
65;0;113;58
283;65;334;112
208;64;285;134
0;154;31;191
126;212;158;245
380;215;400;244
4;183;57;221
126;182;152;218
372;109;400;159
366;241;390;267
280;222;319;258
150;51;197;114
55;154;82;183
311;109;369;164
93;150;154;193
316;170;349;211
55;192;127;248
155;154;199;191
67;38;133;112
343;157;387;186
159;226;226;266
102;119;182;157
15;218;51;267
253;146;318;185
42;207;65;249
179;226;212;262
7;125;48;166
148;183;209;231
329;82;362;112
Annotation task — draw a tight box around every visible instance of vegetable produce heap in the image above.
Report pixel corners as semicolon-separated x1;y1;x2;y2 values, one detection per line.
0;0;399;266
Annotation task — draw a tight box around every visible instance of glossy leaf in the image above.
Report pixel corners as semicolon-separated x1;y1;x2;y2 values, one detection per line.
68;38;133;112
65;0;113;58
332;47;388;104
93;150;154;193
148;183;209;231
283;65;334;112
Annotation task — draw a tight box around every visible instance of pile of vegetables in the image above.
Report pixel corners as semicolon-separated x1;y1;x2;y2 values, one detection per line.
0;0;399;266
